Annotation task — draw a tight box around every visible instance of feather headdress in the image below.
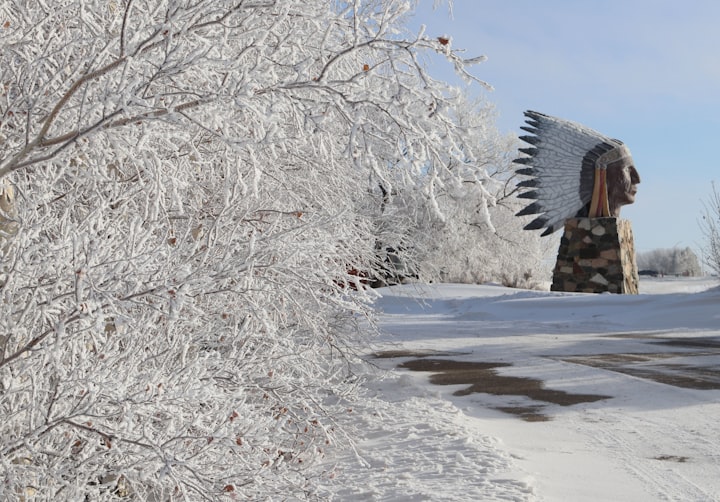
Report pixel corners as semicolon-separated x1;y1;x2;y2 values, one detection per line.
515;110;632;236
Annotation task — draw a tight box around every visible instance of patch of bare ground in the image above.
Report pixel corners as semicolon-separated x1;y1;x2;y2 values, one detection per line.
655;337;720;349
569;361;720;390
493;406;550;423
372;349;471;359
396;358;610;421
557;335;720;390
653;455;689;463
376;335;720;422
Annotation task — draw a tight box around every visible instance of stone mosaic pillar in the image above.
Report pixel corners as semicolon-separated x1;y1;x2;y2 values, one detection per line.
551;218;639;294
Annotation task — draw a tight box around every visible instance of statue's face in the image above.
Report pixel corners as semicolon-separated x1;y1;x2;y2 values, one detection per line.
606;158;640;216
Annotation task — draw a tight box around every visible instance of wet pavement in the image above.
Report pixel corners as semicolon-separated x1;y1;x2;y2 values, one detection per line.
374;335;720;421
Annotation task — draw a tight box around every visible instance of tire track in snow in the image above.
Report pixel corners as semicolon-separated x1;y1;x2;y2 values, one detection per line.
572;406;720;501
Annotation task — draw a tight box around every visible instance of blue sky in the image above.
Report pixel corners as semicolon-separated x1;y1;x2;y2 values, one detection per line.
411;0;720;264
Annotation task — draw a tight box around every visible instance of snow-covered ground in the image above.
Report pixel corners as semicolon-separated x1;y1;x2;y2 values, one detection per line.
319;277;720;501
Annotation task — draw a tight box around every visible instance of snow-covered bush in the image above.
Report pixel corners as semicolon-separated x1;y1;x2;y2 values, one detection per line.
377;97;551;288
0;0;497;499
637;247;702;277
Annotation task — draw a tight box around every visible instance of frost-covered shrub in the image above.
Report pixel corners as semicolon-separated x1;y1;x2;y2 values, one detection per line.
637;247;702;277
0;0;496;498
378;98;552;289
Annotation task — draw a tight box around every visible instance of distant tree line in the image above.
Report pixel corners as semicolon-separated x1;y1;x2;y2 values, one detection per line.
636;247;702;277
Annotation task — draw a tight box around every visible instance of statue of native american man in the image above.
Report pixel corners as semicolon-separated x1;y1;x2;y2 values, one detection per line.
514;110;640;235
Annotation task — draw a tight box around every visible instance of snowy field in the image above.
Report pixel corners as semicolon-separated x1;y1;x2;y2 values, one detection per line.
319;277;720;501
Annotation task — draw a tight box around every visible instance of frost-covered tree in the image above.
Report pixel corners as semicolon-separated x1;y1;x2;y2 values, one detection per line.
375;95;551;288
637;247;702;277
700;182;720;276
0;0;497;499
